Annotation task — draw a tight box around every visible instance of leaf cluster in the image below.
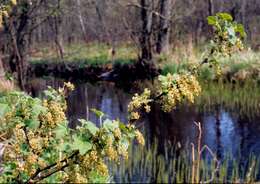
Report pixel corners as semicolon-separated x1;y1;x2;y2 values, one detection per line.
0;84;143;183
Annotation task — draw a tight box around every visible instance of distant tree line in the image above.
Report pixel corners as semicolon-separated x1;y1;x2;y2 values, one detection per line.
0;0;259;87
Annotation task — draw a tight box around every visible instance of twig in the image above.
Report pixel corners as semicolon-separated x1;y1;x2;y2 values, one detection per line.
26;150;79;184
126;3;173;23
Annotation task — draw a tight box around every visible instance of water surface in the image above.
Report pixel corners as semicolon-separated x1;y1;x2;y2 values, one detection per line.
27;78;260;161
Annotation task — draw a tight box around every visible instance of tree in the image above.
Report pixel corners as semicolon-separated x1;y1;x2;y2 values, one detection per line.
0;0;16;80
139;0;154;62
75;0;87;42
46;0;64;59
156;0;173;54
128;0;173;62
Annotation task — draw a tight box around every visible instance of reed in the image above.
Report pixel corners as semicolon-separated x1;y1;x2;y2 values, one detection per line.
108;123;259;183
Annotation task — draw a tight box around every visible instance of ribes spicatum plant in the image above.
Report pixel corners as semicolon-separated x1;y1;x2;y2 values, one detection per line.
0;82;144;183
128;13;246;119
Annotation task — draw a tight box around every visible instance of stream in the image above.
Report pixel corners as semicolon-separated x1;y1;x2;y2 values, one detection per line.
27;77;260;181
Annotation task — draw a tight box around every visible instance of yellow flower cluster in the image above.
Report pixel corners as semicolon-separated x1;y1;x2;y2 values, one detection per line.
96;161;109;176
0;0;16;27
64;82;75;91
78;150;109;181
135;130;145;146
118;146;128;160
113;128;121;139
40;100;66;128
159;73;201;112
106;145;118;161
128;88;152;121
215;31;244;56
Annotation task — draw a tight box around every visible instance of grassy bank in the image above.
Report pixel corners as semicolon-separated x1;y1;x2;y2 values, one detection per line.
29;43;260;82
29;43;137;66
160;48;260;81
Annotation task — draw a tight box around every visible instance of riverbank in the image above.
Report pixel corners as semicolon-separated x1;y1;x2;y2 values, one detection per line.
28;43;260;83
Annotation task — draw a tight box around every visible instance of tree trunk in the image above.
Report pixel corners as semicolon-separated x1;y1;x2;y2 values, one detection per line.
0;54;5;79
47;0;64;60
240;0;246;26
208;0;214;16
156;0;172;54
139;0;153;62
54;15;64;60
7;2;31;90
76;0;88;42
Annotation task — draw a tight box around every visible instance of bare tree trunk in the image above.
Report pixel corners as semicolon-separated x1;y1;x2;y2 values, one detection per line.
208;0;214;16
240;0;246;25
54;16;64;60
9;21;27;89
156;0;172;54
76;0;88;42
139;0;153;62
47;0;64;60
0;54;5;79
7;1;31;90
95;0;116;63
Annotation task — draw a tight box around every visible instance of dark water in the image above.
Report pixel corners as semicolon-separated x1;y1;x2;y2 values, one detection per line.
27;78;260;161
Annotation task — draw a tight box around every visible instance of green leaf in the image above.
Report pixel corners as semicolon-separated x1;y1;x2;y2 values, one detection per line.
54;122;69;138
90;108;104;118
31;101;47;117
20;143;30;155
119;122;128;133
25;119;40;130
0;103;10;117
235;24;246;38
207;16;217;25
58;141;71;152
88;170;110;183
79;119;99;135
119;137;130;150
217;12;233;21
71;135;92;155
103;119;119;131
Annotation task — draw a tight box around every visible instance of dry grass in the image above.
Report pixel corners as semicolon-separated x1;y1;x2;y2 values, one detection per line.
0;79;15;93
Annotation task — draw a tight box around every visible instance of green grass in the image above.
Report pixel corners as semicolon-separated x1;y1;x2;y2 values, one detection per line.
29;42;260;81
160;49;260;83
29;42;137;66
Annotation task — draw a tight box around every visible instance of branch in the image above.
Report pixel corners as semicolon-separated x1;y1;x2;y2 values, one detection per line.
126;3;173;23
26;150;79;184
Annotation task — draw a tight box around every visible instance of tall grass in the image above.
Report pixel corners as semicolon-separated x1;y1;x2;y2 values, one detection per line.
109;135;259;183
0;79;15;93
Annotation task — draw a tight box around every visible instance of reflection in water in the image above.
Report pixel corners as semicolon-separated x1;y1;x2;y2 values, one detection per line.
67;82;131;128
27;78;260;161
